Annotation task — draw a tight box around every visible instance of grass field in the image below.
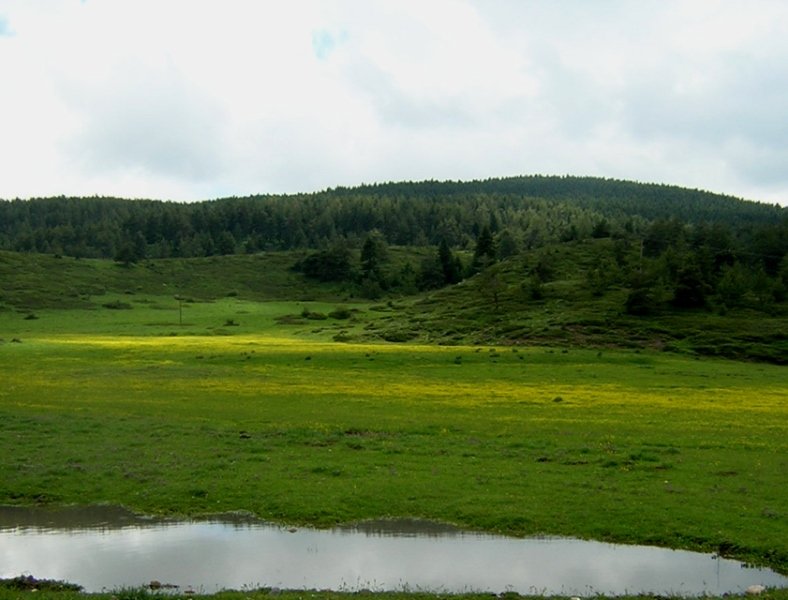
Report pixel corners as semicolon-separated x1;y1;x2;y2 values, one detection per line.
1;297;787;581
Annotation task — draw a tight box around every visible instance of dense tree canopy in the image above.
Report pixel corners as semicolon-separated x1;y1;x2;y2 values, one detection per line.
1;177;783;262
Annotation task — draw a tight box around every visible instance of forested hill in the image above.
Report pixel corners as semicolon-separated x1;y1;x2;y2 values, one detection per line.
0;175;785;260
328;176;784;224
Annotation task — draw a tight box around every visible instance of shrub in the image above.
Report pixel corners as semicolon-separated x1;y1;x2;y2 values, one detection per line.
301;307;328;320
328;306;353;320
102;300;132;310
382;330;417;342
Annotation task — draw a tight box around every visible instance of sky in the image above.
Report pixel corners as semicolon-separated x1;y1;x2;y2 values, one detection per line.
1;0;788;206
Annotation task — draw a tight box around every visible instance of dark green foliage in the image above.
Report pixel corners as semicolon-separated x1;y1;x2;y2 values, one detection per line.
523;273;544;300
471;225;496;272
496;228;520;259
301;307;328;320
114;244;139;267
1;177;785;272
328;306;353;319
0;575;81;592
360;230;389;281
672;262;710;309
586;253;620;297
591;218;611;238
418;254;446;291
381;329;418;342
438;239;462;285
643;218;686;258
295;243;352;282
395;262;419;294
716;263;751;307
528;250;556;283
625;285;662;316
477;265;505;310
358;230;390;298
102;300;133;310
359;277;384;300
625;265;667;315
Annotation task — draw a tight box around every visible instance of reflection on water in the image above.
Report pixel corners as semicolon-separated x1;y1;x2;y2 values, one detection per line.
1;506;786;595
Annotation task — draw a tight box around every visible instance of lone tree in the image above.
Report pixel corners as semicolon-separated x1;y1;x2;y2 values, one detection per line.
114;232;146;267
360;230;389;282
470;225;497;274
438;239;462;284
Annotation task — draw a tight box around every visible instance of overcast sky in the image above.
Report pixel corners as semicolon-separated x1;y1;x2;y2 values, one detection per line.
1;1;787;205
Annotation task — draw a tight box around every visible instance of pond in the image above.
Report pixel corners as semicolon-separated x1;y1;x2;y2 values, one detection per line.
1;506;786;596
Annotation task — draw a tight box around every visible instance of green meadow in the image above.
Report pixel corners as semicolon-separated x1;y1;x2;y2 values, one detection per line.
1;296;787;581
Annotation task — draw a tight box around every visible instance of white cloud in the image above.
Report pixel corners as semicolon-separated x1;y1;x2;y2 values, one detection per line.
0;0;787;205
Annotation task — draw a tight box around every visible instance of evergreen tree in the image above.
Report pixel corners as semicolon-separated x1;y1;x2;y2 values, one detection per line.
496;229;520;259
360;230;388;282
438;239;462;284
474;225;496;263
419;255;445;290
672;262;710;309
470;225;497;274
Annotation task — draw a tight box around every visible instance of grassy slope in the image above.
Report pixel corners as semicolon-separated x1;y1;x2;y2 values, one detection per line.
0;250;349;309
360;241;788;363
2;246;786;360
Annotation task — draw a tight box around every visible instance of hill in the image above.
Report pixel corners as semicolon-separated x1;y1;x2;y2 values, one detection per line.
1;176;785;259
1;238;785;363
1;176;786;362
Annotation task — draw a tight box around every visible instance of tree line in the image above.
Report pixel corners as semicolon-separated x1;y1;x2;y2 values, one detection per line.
1;176;783;262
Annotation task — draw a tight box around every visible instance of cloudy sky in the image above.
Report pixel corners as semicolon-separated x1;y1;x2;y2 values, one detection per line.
1;1;788;205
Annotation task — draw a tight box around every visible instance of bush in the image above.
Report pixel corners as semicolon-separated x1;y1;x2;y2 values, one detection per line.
301;307;328;320
1;576;81;592
328;306;353;320
382;330;417;342
102;300;133;310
